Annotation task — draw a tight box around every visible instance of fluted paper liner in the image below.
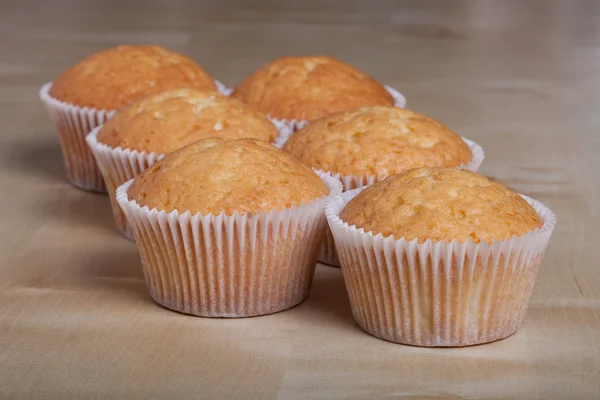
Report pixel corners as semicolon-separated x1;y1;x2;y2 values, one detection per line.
39;82;115;192
87;120;293;239
39;81;232;192
215;80;233;96
116;171;342;317
269;84;407;133
325;188;556;347
86;127;163;239
277;131;485;267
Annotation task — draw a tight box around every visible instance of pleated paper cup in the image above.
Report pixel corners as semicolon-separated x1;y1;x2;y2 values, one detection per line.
87;120;293;240
270;84;407;133
116;171;342;317
325;188;556;347
215;80;233;96
39;81;232;193
86;126;163;239
277;133;485;267
39;82;115;192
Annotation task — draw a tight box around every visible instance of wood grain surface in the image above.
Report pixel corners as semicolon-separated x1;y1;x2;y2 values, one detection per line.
0;0;598;399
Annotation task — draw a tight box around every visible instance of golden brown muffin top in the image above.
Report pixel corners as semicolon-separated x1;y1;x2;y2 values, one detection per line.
283;107;472;178
231;56;393;121
97;89;278;154
50;45;216;110
128;138;329;215
340;168;543;244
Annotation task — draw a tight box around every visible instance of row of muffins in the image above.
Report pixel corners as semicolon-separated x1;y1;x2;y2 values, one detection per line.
40;44;405;192
40;45;555;347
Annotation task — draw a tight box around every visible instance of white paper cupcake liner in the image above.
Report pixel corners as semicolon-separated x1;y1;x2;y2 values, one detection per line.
215;80;234;96
39;81;232;192
325;188;556;347
116;171;342;317
87;119;293;239
277;132;485;267
86;126;163;239
269;84;407;133
39;82;115;192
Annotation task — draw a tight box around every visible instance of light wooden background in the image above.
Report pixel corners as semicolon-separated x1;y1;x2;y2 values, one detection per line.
0;0;598;399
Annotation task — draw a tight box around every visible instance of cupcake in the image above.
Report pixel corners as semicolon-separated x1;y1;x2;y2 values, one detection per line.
326;168;556;347
117;138;342;317
87;88;282;239
40;45;221;192
282;106;484;266
231;56;406;130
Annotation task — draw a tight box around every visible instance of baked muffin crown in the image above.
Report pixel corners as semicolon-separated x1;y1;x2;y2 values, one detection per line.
283;106;472;177
340;168;543;244
97;88;277;154
127;138;329;215
50;45;216;110
231;55;393;121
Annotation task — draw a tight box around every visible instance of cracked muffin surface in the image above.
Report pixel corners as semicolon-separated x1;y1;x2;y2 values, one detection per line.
97;88;277;153
50;45;216;110
231;56;393;121
283;106;472;177
127;138;329;215
340;168;542;244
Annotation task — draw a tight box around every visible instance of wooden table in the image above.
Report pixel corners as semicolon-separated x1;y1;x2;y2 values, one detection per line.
1;0;598;398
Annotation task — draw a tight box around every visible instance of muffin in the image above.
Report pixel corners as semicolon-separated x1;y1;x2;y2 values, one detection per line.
326;168;556;347
282;106;484;266
87;88;280;239
284;107;477;179
231;56;405;128
117;138;342;317
40;45;219;192
50;45;216;110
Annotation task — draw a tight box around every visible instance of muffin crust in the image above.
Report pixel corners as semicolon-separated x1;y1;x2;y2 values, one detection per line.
340;168;543;243
50;45;216;110
97;89;277;154
231;56;393;121
283;107;472;177
128;138;329;215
